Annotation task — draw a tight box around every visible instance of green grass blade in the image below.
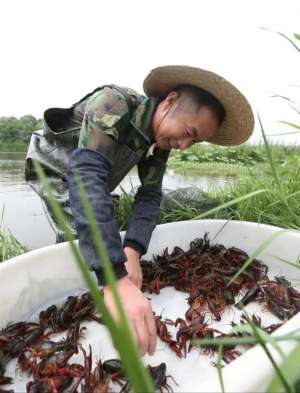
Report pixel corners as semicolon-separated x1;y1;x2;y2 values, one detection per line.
259;114;300;226
232;322;300;362
254;327;286;360
227;229;289;287
230;323;285;357
217;344;225;393
167;195;196;213
194;334;300;347
0;207;28;262
258;115;283;193
278;121;300;131
267;191;300;209
246;311;292;393
74;173;155;391
75;172;127;315
271;254;300;271
33;163;117;331
0;205;4;227
193;189;268;220
260;27;300;52
267;342;300;393
271;95;295;103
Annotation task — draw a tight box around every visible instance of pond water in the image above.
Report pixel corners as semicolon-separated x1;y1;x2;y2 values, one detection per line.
0;152;234;250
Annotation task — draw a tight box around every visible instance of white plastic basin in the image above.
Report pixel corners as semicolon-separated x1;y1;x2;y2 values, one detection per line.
1;219;300;392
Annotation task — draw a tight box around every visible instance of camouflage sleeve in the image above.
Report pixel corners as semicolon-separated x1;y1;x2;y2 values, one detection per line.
78;87;129;152
123;149;170;255
67;87;131;284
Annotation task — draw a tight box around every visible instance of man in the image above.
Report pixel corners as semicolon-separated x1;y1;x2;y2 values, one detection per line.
25;65;254;357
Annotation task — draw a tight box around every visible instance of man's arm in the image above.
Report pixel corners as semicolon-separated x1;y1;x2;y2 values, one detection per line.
123;148;170;286
68;148;128;283
124;147;170;254
67;87;156;356
67;87;130;284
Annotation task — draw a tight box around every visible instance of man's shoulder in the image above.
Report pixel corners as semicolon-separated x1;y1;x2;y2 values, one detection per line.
89;85;144;103
116;86;145;106
85;85;144;117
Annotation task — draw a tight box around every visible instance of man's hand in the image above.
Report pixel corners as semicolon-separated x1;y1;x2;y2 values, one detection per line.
124;246;143;289
103;276;157;356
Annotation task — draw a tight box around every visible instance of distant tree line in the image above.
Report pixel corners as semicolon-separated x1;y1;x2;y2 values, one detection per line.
0;115;42;144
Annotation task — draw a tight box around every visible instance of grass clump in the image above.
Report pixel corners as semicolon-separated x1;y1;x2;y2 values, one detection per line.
0;230;28;262
0;209;28;262
168;142;299;166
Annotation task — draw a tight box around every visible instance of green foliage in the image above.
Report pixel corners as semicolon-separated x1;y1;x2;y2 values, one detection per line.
0;115;42;145
0;208;28;262
0;230;28;262
114;191;134;231
196;326;299;393
267;343;300;393
227;229;292;288
168;143;299;167
217;162;300;230
114;155;300;231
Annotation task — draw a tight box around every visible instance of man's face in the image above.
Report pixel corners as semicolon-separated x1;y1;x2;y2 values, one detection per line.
153;95;220;150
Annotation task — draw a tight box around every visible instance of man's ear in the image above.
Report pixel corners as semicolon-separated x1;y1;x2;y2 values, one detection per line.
165;91;179;106
163;91;179;115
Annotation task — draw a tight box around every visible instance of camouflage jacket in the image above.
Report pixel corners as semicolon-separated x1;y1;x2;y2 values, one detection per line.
25;85;170;284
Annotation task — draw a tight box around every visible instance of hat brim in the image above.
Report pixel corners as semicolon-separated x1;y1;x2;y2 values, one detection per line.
143;65;254;146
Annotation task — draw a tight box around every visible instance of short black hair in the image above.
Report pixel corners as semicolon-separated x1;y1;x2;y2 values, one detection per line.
173;84;225;126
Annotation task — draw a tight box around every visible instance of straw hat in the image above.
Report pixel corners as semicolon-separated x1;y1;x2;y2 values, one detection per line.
143;65;254;146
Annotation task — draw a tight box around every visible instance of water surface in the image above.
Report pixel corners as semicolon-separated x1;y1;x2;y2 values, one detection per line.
0;153;234;249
